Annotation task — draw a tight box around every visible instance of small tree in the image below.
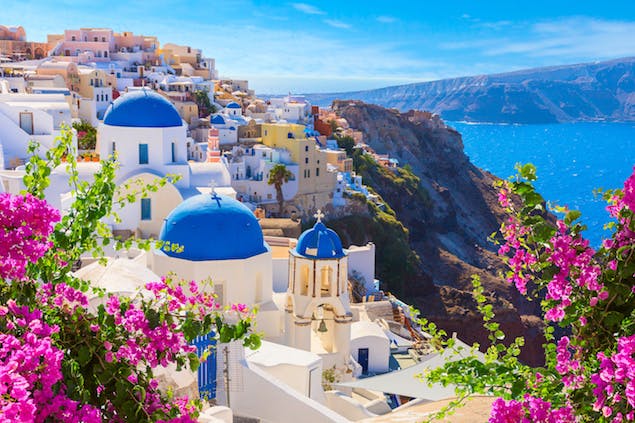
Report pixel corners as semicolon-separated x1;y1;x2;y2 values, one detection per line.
72;120;97;150
334;134;355;156
267;163;293;216
192;90;213;117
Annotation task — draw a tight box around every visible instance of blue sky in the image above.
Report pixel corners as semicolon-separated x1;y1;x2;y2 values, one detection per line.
2;1;635;93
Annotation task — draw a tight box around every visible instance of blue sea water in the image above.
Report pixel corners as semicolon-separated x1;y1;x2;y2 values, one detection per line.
450;122;635;247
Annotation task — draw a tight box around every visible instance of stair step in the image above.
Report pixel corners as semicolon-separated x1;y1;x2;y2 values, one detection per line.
233;415;260;423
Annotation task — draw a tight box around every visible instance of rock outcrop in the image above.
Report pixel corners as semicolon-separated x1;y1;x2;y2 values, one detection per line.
328;101;545;365
306;57;635;123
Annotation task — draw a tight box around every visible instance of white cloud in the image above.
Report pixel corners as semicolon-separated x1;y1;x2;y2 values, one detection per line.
487;17;635;58
440;17;635;61
376;15;397;24
290;3;325;15
323;19;352;29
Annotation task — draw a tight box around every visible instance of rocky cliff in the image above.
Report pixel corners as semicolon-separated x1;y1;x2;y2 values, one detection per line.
326;101;545;365
306;57;635;123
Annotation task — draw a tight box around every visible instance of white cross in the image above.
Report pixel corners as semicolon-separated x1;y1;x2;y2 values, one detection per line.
209;180;222;207
314;209;325;222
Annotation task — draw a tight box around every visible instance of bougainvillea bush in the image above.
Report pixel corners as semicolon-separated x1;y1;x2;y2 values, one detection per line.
0;129;260;422
420;164;635;422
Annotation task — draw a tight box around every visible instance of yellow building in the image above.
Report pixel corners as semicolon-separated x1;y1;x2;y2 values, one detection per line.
161;43;200;65
76;68;113;120
261;123;336;212
324;149;353;173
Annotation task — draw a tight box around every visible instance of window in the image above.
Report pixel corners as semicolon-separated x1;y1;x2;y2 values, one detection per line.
138;144;149;164
102;37;106;42
305;145;309;152
71;35;76;41
307;170;310;178
305;157;309;164
104;51;108;58
111;142;116;154
171;142;176;163
140;198;151;220
94;37;98;42
316;168;320;177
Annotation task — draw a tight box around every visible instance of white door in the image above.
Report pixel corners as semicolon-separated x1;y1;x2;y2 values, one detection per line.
19;112;33;135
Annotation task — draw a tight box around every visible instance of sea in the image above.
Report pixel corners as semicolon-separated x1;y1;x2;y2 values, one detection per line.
449;121;635;247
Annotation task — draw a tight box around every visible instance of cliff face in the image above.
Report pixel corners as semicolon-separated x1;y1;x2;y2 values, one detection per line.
329;100;545;365
306;57;635;123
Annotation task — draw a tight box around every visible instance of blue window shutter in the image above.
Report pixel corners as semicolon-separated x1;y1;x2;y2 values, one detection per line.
139;144;149;164
141;198;151;220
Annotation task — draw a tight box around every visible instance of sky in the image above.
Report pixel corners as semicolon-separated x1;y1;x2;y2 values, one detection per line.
2;0;635;94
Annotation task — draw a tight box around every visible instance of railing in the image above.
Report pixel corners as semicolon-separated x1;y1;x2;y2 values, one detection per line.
191;331;217;400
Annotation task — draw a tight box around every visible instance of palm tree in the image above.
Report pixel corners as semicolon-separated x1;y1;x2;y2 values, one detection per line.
267;163;293;216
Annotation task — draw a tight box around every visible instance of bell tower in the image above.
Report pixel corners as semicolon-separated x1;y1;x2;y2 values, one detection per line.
284;210;352;367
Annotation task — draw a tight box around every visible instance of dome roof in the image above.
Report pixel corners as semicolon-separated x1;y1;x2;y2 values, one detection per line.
210;114;226;125
226;102;241;109
159;193;268;261
103;89;183;128
295;220;345;259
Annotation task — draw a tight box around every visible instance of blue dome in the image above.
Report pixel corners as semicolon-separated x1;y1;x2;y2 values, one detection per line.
211;114;226;125
160;194;268;261
226;102;241;109
104;90;182;128
295;221;345;259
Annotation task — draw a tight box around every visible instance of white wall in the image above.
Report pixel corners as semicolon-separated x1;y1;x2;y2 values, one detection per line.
78;98;98;126
0;102;58;166
323;391;377;421
272;257;289;293
97;124;191;188
350;322;390;374
216;354;349;423
346;243;376;293
150;250;272;306
112;172;183;237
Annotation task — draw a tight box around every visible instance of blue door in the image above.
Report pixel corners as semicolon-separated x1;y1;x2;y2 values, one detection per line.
191;331;217;400
358;348;369;374
140;198;151;221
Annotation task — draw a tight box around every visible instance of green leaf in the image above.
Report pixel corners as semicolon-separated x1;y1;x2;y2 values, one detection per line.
564;210;582;225
78;345;92;366
520;163;537;181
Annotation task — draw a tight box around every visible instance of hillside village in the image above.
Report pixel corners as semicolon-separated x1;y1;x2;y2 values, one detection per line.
0;26;489;422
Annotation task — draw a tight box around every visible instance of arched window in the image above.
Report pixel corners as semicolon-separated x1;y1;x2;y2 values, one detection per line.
320;267;333;297
300;265;310;296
